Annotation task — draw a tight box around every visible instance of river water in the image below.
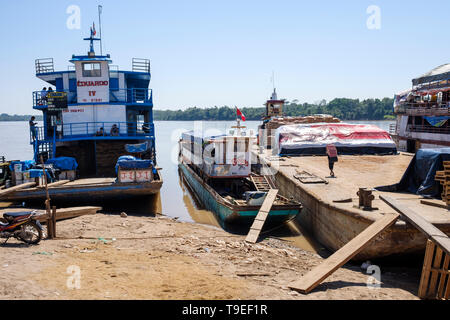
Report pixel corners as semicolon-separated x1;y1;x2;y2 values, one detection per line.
0;120;394;252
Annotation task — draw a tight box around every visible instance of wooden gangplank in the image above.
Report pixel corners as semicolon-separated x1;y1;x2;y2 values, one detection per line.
0;182;36;199
380;195;450;300
289;213;399;294
380;195;450;256
245;189;278;243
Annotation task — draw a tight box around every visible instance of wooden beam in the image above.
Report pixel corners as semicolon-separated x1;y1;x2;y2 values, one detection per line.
0;182;36;199
289;213;399;294
420;199;449;210
37;180;70;189
380;195;450;255
245;189;278;243
36;206;102;222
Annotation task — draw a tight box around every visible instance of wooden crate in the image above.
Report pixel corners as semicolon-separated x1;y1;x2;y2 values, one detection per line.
118;168;136;183
135;169;153;182
59;170;76;181
418;240;450;300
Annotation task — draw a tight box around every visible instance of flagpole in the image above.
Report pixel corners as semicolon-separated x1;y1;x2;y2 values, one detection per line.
98;5;103;56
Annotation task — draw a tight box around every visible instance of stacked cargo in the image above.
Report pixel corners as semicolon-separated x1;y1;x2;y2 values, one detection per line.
258;115;341;149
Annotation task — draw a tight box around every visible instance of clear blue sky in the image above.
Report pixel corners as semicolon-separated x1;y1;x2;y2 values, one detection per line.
0;0;449;114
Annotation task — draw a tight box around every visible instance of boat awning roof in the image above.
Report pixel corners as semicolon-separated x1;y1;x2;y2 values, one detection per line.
412;63;450;86
182;131;227;144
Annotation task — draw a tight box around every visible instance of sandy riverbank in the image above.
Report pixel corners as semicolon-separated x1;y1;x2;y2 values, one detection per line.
0;212;420;300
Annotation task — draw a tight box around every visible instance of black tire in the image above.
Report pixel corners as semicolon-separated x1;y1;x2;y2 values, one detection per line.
19;221;42;245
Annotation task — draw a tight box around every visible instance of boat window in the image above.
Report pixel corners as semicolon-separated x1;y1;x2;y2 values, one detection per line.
82;63;101;77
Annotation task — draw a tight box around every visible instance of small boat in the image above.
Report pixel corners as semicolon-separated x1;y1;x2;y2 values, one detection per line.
178;120;302;226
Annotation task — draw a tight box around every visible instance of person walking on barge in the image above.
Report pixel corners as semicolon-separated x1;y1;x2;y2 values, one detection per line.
326;143;338;177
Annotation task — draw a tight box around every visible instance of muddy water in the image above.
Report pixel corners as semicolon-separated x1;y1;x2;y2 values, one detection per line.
0;120;394;254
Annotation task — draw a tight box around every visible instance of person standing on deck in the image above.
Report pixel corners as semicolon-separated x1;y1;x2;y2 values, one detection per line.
326;143;338;177
40;87;48;105
29;116;37;142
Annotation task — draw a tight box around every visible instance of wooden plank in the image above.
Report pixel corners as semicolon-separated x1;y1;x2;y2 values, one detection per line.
0;182;36;198
250;219;266;231
36;206;102;222
445;274;450;299
289;213;399;294
245;189;278;243
420;199;449;210
437;254;449;299
245;230;259;244
428;247;443;296
380;195;450;256
418;240;436;298
38;180;70;189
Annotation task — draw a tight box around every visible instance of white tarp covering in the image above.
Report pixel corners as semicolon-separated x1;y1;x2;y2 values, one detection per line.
274;123;397;156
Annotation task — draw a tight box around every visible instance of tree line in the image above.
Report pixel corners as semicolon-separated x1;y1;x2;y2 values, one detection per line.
0;114;43;121
153;98;395;121
0;97;395;122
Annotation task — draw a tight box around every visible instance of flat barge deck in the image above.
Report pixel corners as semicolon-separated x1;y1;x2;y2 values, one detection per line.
256;149;450;260
1;178;163;203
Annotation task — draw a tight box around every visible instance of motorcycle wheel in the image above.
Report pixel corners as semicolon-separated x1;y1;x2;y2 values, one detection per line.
19;221;42;245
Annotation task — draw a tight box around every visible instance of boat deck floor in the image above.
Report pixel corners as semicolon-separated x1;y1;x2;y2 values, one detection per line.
257;150;450;224
63;178;116;187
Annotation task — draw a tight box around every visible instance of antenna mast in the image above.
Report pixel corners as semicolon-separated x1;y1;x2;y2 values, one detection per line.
98;5;103;55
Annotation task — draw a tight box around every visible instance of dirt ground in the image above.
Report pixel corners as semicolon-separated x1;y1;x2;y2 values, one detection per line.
0;212;421;300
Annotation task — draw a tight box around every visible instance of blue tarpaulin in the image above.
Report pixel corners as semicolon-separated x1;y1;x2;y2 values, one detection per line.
424;116;450;127
125;141;151;153
46;157;78;171
26;169;53;181
115;156;153;174
28;169;44;178
376;148;450;198
9;160;35;172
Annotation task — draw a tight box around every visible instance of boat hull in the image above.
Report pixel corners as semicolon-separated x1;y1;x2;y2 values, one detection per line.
2;179;163;203
178;161;300;225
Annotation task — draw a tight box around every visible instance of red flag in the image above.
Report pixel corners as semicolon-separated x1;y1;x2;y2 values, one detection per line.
236;107;246;121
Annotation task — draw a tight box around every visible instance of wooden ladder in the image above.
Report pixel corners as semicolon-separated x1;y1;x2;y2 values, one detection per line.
250;175;272;192
245;189;278;244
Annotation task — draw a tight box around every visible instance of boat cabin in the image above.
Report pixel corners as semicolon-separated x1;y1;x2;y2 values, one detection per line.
180;129;255;179
392;63;450;152
31;28;156;177
265;88;285;118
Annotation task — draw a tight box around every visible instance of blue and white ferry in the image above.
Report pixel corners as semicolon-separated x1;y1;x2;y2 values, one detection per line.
2;26;163;203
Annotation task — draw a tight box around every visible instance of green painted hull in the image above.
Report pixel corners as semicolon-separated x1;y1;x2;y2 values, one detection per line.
179;161;300;225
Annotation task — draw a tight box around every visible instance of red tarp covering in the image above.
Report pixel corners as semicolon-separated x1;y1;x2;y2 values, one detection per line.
275;123;397;156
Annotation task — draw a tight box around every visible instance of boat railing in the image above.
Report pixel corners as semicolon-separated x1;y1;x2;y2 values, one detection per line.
62;121;154;139
132;58;151;73
33;88;152;107
389;123;397;135
405;106;450;116
29;125;46;143
406;124;450;135
109;88;152;104
35;58;54;74
30;122;154;144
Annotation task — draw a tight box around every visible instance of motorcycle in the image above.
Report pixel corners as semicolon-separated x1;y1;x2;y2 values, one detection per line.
0;211;43;245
